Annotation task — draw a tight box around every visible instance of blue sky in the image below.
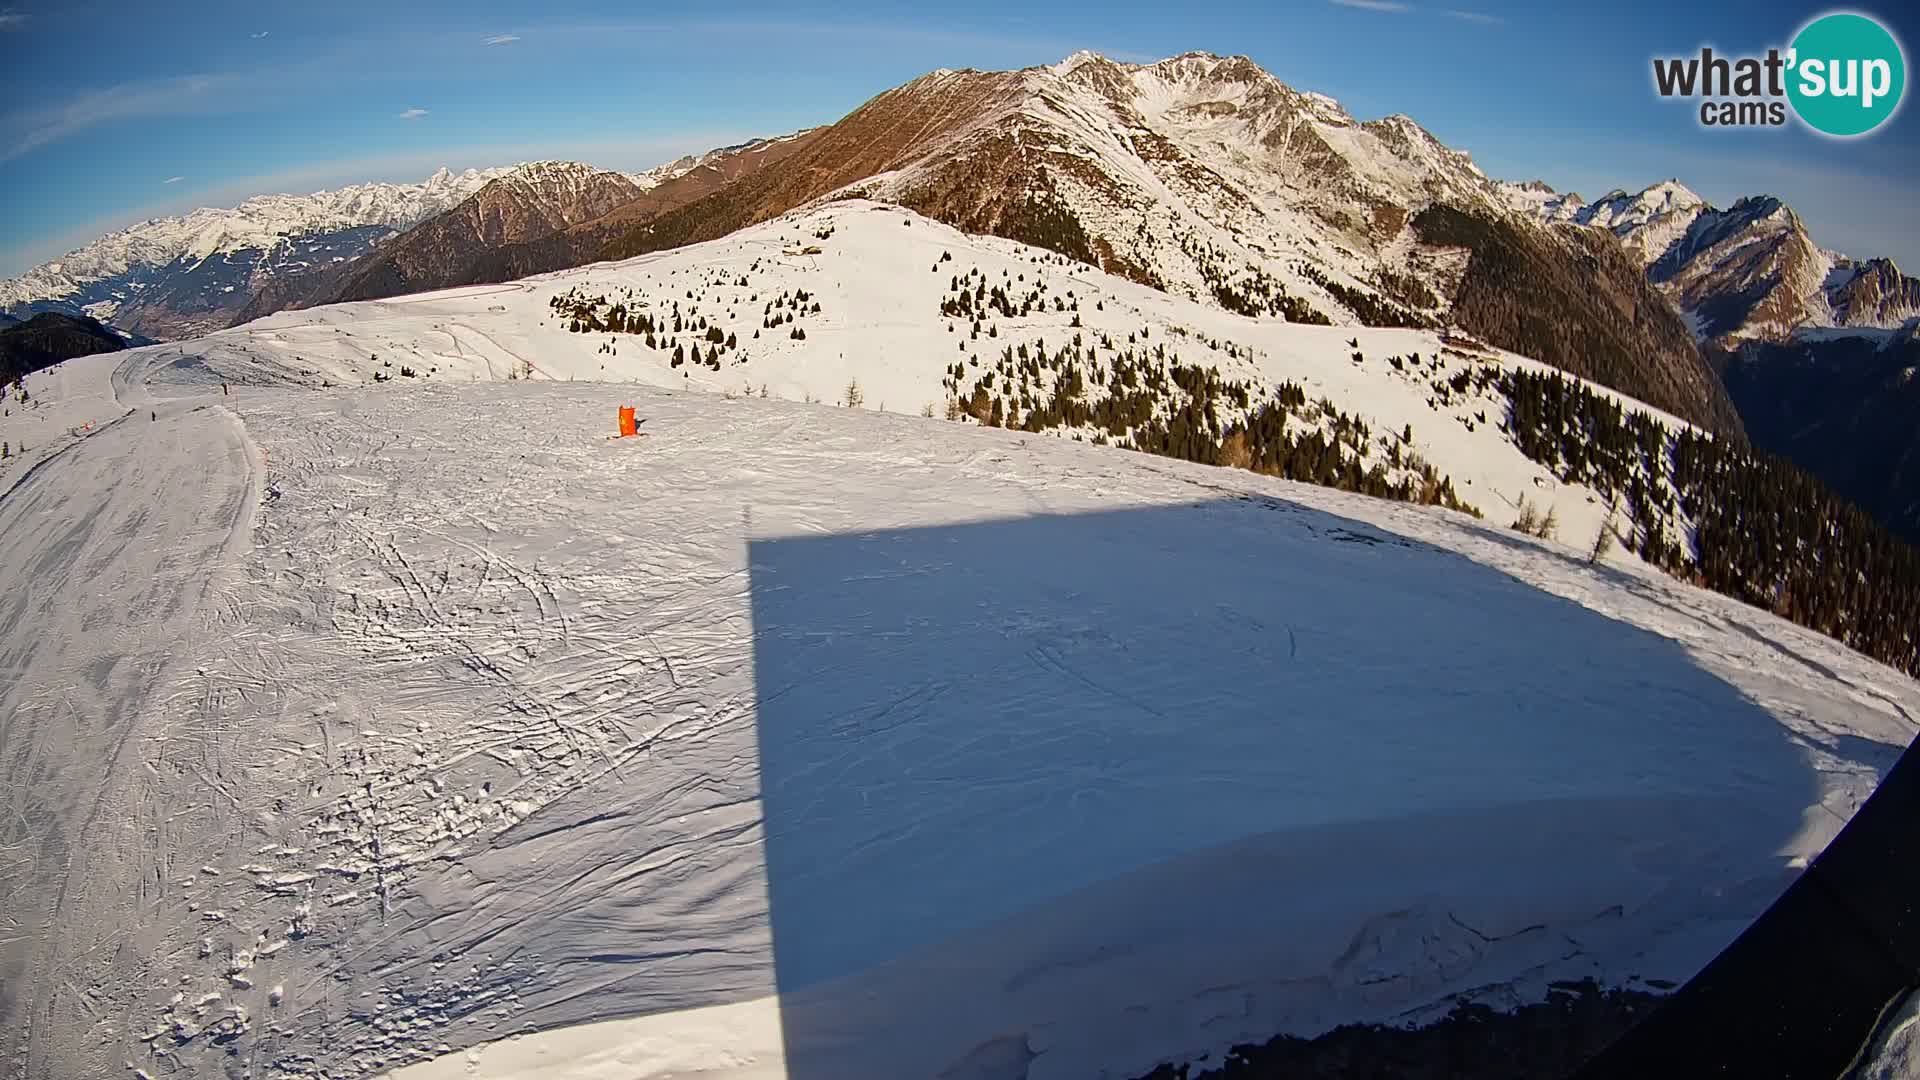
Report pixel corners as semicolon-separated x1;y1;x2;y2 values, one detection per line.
1;0;1916;275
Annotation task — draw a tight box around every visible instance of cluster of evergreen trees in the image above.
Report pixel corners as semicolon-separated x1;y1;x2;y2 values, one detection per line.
1210;279;1333;325
550;287;663;337
1374;348;1504;433
1411;203;1743;435
990;193;1100;268
668;341;730;370
1370;267;1441;312
939;266;1077;323
1502;369;1687;570
939;331;1474;515
1719;334;1920;547
1498;367;1920;678
548;285;754;373
541;263;843;379
1364;345;1507;440
762;289;820;330
1210;396;1471;511
896;157;1159;288
1296;264;1432;329
1175;232;1331;324
1672;433;1920;676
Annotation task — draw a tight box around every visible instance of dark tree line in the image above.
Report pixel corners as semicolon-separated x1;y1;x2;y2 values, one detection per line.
1370;266;1441;312
989;192;1100;269
548;276;829;375
1176;231;1332;324
1672;432;1920;676
1297;264;1432;329
0;312;128;387
1412;203;1744;436
1718;334;1920;546
1500;367;1920;678
943;333;1475;515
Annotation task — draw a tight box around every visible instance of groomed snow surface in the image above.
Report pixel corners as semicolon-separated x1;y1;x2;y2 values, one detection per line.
2;207;1917;1080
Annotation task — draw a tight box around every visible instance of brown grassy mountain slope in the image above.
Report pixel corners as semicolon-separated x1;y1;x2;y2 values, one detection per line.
598;53;1743;434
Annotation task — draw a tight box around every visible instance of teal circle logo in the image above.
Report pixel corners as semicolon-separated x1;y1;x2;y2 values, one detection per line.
1788;12;1906;136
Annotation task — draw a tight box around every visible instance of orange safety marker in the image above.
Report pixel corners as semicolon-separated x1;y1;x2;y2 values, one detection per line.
617;406;637;438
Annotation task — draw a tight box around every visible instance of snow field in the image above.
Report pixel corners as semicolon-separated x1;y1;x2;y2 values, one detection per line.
2;204;1915;1080
2;349;1914;1078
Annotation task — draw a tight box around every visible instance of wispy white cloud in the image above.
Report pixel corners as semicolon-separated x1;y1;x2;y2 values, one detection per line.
397;107;429;121
250;30;269;39
483;33;520;45
1444;9;1503;24
0;8;26;30
162;175;184;184
0;74;231;163
1330;0;1414;11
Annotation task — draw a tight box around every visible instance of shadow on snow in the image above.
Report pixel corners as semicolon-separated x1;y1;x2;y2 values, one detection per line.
743;496;1841;1078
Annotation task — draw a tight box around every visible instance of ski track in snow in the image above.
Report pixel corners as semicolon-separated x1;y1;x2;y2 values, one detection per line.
0;219;1917;1080
1;357;261;1079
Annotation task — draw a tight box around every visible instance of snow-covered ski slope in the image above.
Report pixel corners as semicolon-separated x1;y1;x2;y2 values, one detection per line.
123;200;1692;560
0;206;1915;1080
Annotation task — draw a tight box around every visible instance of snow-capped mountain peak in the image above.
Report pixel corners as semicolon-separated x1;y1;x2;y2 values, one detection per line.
844;48;1513;289
570;49;1728;427
1050;48;1107;76
476;160;630;206
1562;179;1711;267
1501;175;1917;343
1582;179;1705;227
0;166;514;315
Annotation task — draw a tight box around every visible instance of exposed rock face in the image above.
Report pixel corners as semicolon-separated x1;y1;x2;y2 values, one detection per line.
1649;196;1835;343
231;141;817;323
1828;258;1920;330
322;163;648;304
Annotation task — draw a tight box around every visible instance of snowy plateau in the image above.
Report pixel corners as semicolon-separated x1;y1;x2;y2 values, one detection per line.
1;201;1916;1080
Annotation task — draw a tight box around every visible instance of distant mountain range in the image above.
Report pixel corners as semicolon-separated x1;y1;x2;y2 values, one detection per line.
1501;178;1920;344
228;160;653;323
0;167;519;338
230;136;817;326
1489;175;1919;544
11;57;1911;365
0;147;804;342
5;50;1916;523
